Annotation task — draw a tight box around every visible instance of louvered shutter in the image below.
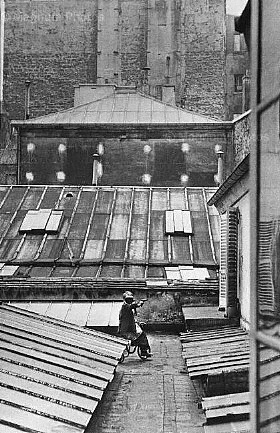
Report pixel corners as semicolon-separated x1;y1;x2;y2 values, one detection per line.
219;213;228;309
219;208;239;312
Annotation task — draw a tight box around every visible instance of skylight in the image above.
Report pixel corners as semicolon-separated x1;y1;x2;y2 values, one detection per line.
19;209;63;234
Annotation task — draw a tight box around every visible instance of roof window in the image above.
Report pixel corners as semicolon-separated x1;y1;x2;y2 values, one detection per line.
0;263;19;276
165;210;192;235
19;209;63;234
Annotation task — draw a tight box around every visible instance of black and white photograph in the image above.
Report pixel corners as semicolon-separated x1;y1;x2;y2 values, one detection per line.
0;1;279;432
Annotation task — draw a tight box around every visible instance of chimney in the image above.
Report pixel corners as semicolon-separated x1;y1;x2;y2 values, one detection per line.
161;85;175;106
74;84;116;106
242;71;250;112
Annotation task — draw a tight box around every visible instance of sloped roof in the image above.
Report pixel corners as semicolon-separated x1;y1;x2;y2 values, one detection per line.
18;89;219;126
0;185;219;280
0;304;126;433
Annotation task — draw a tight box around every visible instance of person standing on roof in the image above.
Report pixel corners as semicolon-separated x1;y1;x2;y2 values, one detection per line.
118;291;152;358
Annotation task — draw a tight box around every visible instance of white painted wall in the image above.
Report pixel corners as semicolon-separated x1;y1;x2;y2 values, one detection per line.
236;192;250;329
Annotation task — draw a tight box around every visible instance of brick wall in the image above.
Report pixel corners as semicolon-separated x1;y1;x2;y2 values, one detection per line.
233;111;250;166
181;0;226;119
3;0;227;121
4;0;98;120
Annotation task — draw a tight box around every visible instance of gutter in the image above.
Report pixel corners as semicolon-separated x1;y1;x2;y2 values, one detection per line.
208;154;250;206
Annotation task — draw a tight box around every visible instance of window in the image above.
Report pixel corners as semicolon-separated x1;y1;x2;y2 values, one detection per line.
0;263;19;276
234;34;241;52
165;210;193;235
165;266;210;280
19;209;63;234
234;74;243;93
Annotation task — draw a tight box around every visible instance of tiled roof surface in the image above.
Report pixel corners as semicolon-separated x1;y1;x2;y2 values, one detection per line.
0;304;127;433
0;185;219;279
19;90;219;125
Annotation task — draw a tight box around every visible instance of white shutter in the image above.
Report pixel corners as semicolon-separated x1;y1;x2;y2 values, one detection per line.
45;210;63;233
165;210;175;234
219;213;228;309
182;210;193;234
173;210;184;232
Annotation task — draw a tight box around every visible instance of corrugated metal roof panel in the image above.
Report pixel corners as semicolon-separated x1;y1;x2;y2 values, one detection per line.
0;304;126;433
0;186;219;276
19;90;219;126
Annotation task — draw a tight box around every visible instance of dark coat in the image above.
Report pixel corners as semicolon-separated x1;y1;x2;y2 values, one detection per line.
118;302;138;336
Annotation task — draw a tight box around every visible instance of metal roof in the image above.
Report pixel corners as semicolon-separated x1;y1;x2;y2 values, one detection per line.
7;300;123;328
0;304;127;433
0;185;219;279
17;89;219;126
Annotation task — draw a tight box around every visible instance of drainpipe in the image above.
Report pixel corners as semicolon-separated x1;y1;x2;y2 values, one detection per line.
215;146;224;186
24;80;31;120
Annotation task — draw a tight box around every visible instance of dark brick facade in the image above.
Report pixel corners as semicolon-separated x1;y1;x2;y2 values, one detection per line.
4;0;98;119
3;0;228;121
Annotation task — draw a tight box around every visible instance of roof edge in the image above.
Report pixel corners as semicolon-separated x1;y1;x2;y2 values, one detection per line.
208;154;250;206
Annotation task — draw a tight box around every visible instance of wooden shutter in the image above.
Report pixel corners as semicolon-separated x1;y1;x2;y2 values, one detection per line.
219;208;239;311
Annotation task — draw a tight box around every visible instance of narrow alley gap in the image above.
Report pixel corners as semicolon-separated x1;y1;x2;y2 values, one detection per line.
87;333;206;433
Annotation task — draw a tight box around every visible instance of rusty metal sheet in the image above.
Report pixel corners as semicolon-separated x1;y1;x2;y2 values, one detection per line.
28;266;53;277
133;189;149;214
51;267;75;277
104;240;126;261
128;239;146;262
76;190;97;213
191;211;210;234
0;187;26;213
75;266;99;277
171;237;192;264
88;214;109;240
60;239;83;260
130;214;148;239
15;238;43;261
192;240;215;265
100;265;123;278
109;214;129;239
150;211;165;239
20;187;45;210
151;189;167;210
124;265;145;278
149;240;168;263
83;239;104;260
0;213;13;237
187;189;206;211
37;187;61;209
147;266;165;278
95;190;114;213
114;189;132;214
38;239;64;260
67;213;91;239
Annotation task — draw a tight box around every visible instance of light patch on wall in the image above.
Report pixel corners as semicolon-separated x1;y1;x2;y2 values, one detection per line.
58;143;67;154
27;142;35;153
142;173;151;185
56;171;66;182
25;172;34;182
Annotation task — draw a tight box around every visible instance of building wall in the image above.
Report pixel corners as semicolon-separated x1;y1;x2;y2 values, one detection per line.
4;0;98;119
18;127;229;186
237;191;250;329
225;15;249;120
181;0;226;119
3;0;227;121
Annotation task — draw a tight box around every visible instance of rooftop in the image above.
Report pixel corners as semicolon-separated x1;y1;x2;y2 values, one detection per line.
0;185;220;280
13;88;220;127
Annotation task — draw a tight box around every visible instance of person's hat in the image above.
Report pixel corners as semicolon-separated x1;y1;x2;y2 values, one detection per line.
123;291;134;300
